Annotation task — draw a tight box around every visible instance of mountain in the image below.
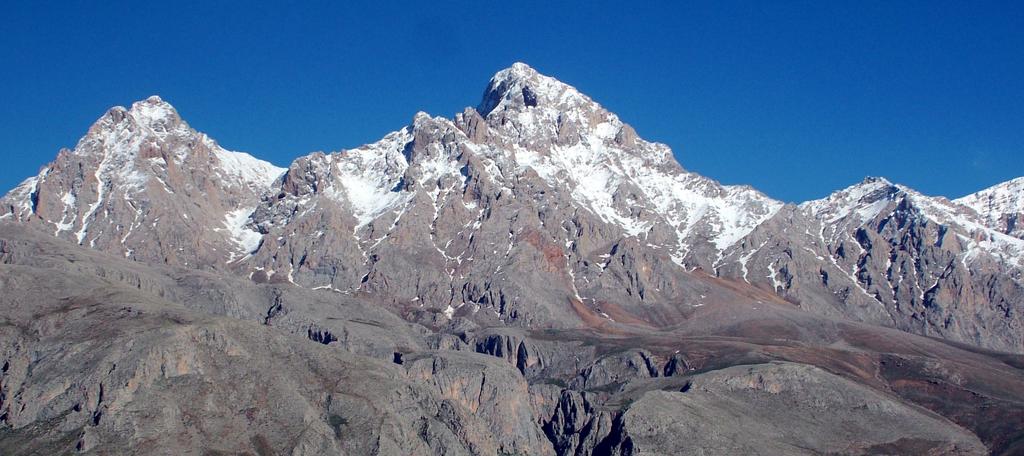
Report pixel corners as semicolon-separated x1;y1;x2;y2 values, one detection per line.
0;96;284;267
712;177;1024;352
2;63;1024;455
242;62;782;329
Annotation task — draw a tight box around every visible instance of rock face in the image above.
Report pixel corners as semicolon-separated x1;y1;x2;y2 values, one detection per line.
614;363;986;455
3;63;1024;455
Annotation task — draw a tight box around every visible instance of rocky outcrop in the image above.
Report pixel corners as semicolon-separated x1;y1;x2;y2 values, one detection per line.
471;329;545;376
613;363;987;455
531;387;619;456
570;349;660;391
404;351;554;455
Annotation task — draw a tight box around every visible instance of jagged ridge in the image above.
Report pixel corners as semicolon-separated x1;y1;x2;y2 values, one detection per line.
2;62;1023;352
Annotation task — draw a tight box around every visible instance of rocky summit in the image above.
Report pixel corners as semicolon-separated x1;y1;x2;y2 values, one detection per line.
1;63;1023;455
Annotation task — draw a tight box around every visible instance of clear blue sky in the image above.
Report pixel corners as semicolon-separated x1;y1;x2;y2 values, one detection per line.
2;1;1022;202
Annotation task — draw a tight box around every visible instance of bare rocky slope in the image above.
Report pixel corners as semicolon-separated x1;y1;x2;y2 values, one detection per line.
2;63;1023;454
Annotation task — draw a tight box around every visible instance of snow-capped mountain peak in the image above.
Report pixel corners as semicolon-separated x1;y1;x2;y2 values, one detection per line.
800;176;901;224
83;96;184;143
128;95;181;128
479;62;590;116
0;96;284;265
476;63;630;149
479;65;781;263
66;96;285;194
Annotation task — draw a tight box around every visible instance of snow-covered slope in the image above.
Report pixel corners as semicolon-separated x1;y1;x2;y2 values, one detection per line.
955;176;1024;239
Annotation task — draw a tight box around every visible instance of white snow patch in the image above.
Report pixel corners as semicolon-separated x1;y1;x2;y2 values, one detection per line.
513;132;780;255
223;207;263;261
54;192;77;235
213;148;286;190
329;128;414;228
